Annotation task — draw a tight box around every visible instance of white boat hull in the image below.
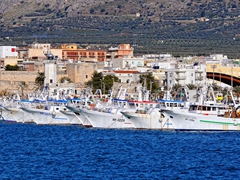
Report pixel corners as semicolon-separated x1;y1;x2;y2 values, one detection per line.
1;107;17;122
66;106;92;127
162;109;240;131
22;107;70;125
81;108;134;129
121;110;174;129
3;107;34;123
60;110;82;125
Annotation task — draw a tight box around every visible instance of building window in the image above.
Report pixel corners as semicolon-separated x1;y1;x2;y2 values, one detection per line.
50;79;53;83
86;75;88;78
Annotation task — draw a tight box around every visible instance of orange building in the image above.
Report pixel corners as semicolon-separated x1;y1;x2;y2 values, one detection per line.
107;44;134;59
61;44;134;62
62;49;107;61
117;44;134;58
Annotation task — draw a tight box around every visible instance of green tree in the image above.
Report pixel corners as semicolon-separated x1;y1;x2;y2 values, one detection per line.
5;64;20;71
139;73;158;92
102;75;118;94
35;72;45;89
60;76;72;83
85;71;103;93
233;86;240;100
186;83;197;90
171;83;182;97
85;71;118;94
212;83;221;91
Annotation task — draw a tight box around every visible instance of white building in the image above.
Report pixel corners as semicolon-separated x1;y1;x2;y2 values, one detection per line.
112;57;145;69
31;43;51;54
0;46;18;58
165;64;206;90
114;70;140;83
152;61;172;69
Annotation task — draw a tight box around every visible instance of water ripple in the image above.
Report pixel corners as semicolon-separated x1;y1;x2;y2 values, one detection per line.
0;123;240;179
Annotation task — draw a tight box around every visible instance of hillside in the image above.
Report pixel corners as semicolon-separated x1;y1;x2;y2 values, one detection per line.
0;0;240;57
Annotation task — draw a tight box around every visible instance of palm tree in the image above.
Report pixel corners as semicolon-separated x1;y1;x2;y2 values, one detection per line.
60;76;72;83
35;72;45;89
139;73;158;92
186;83;197;90
212;83;221;91
233;86;240;101
171;83;182;97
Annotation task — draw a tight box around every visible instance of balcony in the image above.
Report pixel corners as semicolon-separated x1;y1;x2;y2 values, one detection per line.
175;70;186;73
175;76;186;80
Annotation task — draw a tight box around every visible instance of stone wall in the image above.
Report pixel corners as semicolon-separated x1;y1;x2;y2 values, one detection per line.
0;61;98;95
0;71;38;95
66;62;97;86
0;71;71;95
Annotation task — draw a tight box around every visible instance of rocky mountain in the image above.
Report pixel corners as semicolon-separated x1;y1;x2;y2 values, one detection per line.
0;0;193;22
0;0;240;57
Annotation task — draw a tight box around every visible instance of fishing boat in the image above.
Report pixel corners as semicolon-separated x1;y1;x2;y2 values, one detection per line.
160;106;240;131
160;89;239;131
65;105;92;127
21;101;70;125
59;106;82;125
0;94;35;123
121;86;190;129
79;98;135;129
3;105;34;123
121;99;187;129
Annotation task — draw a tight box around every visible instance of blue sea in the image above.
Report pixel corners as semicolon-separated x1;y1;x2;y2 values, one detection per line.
0;122;240;179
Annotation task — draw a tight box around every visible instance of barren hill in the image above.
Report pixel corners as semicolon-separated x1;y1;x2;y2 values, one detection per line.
0;0;240;57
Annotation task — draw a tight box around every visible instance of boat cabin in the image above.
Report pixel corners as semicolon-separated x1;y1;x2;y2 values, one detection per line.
188;104;227;116
158;99;185;109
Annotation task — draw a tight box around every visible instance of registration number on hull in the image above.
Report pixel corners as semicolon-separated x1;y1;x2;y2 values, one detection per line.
112;118;125;122
184;117;196;122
